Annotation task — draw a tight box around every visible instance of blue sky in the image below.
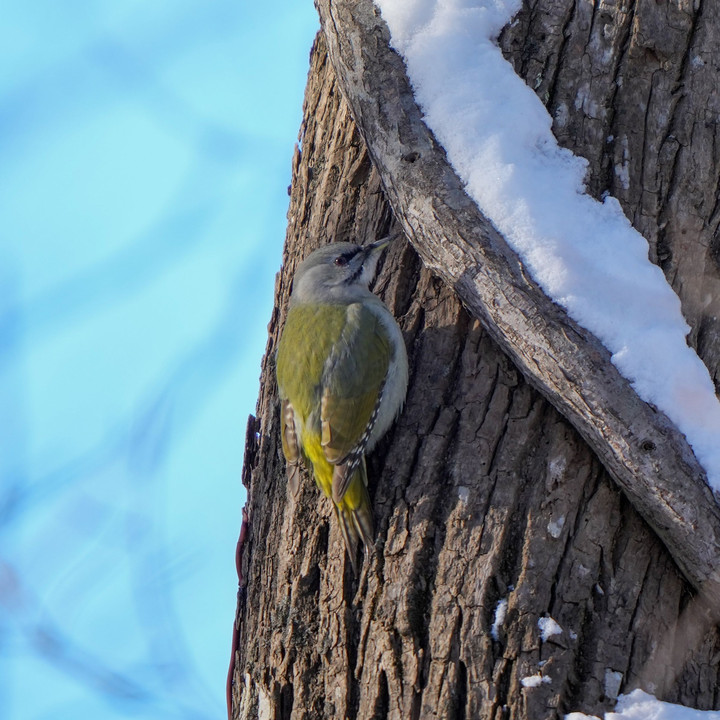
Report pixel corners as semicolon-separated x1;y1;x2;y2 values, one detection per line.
0;2;319;718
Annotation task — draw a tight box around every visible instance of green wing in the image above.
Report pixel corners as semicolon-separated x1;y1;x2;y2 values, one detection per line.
320;303;391;496
276;303;347;417
276;301;391;502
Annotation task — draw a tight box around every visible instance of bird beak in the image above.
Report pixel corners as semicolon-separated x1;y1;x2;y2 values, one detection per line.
355;236;393;283
366;236;392;253
367;237;390;252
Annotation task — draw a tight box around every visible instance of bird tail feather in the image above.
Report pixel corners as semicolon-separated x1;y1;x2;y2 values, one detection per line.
335;458;374;574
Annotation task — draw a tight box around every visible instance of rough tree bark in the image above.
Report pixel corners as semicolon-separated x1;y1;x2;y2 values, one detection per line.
230;2;720;719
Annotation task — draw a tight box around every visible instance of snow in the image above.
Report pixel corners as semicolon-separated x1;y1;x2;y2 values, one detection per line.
566;689;720;720
521;674;551;688
604;669;624;700
547;515;565;539
374;0;720;489
538;616;563;641
491;597;508;640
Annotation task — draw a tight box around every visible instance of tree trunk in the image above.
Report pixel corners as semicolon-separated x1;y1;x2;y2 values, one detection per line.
230;2;720;718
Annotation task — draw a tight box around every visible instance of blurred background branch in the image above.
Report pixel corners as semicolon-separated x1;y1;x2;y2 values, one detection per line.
0;3;318;718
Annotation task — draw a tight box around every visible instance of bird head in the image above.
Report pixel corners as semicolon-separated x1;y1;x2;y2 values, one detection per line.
290;238;391;303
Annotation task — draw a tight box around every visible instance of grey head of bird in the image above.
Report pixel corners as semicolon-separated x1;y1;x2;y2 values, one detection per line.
290;238;390;305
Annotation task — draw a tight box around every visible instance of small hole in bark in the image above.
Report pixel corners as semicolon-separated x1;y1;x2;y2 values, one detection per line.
280;683;294;719
372;670;389;720
640;439;656;453
402;151;420;163
456;660;468;720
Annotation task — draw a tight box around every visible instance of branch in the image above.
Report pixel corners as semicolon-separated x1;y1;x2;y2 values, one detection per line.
315;0;720;594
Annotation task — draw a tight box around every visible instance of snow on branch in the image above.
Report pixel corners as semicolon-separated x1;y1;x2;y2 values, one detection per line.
316;0;720;595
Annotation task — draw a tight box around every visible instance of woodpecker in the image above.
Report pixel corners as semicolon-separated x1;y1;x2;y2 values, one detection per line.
275;239;409;571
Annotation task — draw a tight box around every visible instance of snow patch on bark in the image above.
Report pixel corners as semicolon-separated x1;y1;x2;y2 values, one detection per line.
374;0;720;489
491;597;508;640
521;674;551;688
538;616;563;641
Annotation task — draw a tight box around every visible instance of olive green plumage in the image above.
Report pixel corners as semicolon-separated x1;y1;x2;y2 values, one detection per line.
276;239;408;572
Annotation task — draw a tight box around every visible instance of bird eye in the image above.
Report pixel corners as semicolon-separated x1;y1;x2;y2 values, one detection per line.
334;255;348;266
